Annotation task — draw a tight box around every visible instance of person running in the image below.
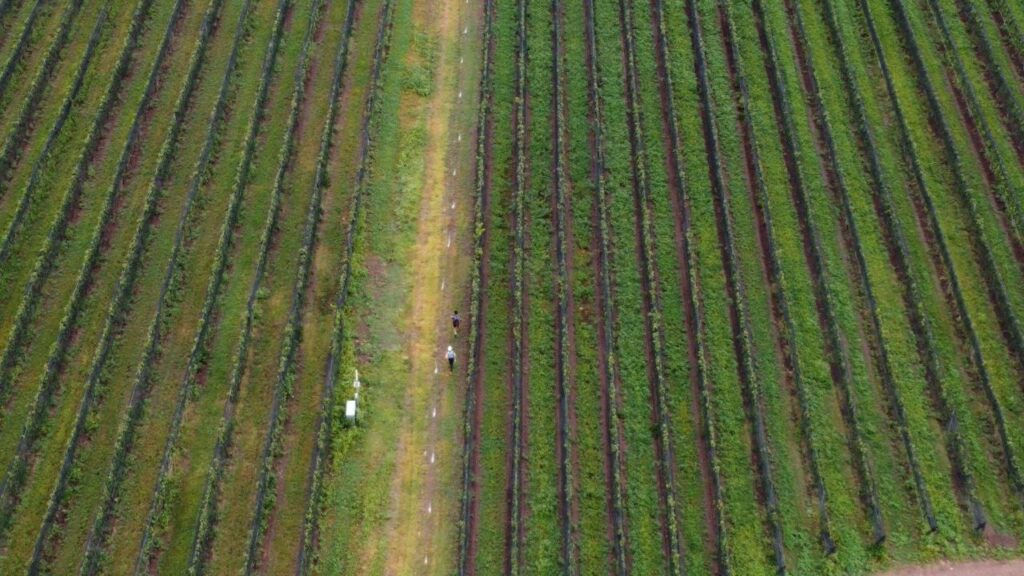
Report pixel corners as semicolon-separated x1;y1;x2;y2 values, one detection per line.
452;310;461;337
446;345;456;372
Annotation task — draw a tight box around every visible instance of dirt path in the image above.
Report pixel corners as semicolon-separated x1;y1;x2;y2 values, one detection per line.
877;559;1024;576
372;0;476;573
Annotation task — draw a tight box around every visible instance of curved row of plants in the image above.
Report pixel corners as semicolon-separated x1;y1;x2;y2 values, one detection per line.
918;0;1024;261
125;2;339;572
179;3;363;573
584;0;689;570
16;0;255;568
241;0;394;571
803;0;1010;539
855;0;1024;507
714;0;839;558
750;0;886;546
890;0;1024;401
456;0;494;571
559;0;616;565
515;0;562;569
0;0;210;571
883;0;1024;370
816;0;988;532
24;0;188;565
0;0;226;546
0;0;82;205
680;0;786;570
666;0;785;570
953;0;1024;165
75;0;301;573
782;0;942;533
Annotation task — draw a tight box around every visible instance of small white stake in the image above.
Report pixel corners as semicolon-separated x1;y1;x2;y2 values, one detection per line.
452;168;457;176
458;133;462;142
464;26;468;34
441;279;446;291
430;451;435;464
432;406;437;418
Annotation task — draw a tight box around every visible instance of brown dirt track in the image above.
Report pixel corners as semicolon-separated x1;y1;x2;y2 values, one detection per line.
877;559;1024;576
